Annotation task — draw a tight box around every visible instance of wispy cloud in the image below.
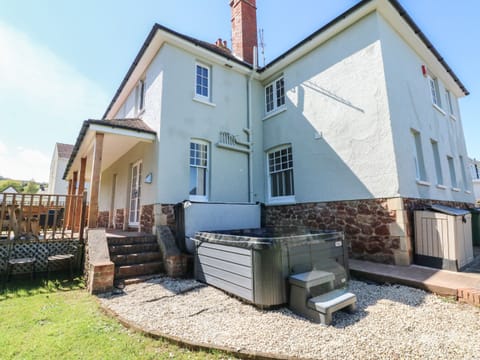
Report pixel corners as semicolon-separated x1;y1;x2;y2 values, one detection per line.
0;141;51;182
0;22;109;183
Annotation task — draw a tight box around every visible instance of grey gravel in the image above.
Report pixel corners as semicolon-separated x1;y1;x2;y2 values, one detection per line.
99;277;480;359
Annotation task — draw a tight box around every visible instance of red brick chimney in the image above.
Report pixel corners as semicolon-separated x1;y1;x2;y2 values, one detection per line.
230;0;257;65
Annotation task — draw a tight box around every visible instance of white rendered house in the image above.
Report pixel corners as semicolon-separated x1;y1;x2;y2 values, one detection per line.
49;142;74;195
65;0;473;265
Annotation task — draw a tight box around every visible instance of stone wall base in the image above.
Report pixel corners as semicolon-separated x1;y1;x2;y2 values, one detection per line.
87;262;114;294
264;197;473;266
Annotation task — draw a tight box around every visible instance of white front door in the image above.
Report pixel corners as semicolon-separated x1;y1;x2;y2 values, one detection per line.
129;161;142;226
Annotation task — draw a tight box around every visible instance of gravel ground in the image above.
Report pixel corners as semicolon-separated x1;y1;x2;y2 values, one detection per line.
99;277;480;359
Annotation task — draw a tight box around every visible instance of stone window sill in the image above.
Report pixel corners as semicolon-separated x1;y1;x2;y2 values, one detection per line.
436;184;447;190
193;96;216;107
263;106;287;121
432;103;446;116
416;180;431;187
452;187;461;192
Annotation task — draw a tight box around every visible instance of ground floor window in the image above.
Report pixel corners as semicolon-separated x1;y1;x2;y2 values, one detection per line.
267;145;294;201
189;140;209;201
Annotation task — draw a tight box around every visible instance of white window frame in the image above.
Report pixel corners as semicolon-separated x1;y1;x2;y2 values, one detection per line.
427;73;443;113
265;76;286;115
267;145;295;204
459;155;468;190
431;139;444;186
412;129;427;183
195;63;211;101
447;155;458;190
135;79;145;114
189;140;209;202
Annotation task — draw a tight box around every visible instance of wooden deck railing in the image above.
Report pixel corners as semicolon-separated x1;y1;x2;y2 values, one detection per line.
0;193;87;242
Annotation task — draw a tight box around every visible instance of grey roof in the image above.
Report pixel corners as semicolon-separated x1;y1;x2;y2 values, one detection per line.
56;143;74;159
63;118;156;179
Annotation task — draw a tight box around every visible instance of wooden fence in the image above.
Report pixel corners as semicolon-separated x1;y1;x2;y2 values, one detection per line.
0;193;86;242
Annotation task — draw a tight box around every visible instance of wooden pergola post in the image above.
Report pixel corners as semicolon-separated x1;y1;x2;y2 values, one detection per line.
66;171;78;229
88;133;104;228
74;157;87;231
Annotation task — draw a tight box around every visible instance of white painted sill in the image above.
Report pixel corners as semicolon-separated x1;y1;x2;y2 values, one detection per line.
436;184;447;190
449;114;457;121
263;106;287;121
189;195;209;202
432;103;446;116
267;196;296;205
416;180;431;187
193;96;216;107
465;190;472;194
452;187;461;192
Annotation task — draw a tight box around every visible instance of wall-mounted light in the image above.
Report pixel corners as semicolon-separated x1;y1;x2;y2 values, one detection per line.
144;173;153;184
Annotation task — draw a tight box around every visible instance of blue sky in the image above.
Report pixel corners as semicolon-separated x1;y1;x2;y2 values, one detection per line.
0;0;478;182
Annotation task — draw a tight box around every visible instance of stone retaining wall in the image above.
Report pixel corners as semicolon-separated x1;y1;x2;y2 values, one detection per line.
98;211;109;228
264;197;474;266
140;204;154;233
115;209;125;230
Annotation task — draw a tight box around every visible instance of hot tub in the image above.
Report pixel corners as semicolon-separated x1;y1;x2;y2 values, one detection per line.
194;227;348;307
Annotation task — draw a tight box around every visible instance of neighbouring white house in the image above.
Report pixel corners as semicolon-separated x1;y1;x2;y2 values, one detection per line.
64;0;473;266
49;143;74;195
469;158;480;204
0;185;18;202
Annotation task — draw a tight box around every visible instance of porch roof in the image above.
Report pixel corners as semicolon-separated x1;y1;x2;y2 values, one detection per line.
63;118;156;180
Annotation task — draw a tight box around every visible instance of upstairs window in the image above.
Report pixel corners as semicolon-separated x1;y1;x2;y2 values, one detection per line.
412;129;427;182
136;79;145;113
268;145;294;201
431;139;443;185
471;162;480;180
195;64;210;99
427;74;442;108
265;76;285;114
459;155;468;189
446;90;455;116
189;141;209;201
447;155;458;189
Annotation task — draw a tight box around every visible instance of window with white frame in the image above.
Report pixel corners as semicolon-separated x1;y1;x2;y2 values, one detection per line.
471;162;480;180
459;155;468;189
195;63;210;99
189;140;209;201
431;139;443;185
447;155;458;188
136;79;145;113
428;73;442;108
446;90;455;116
265;76;285;114
267;145;294;200
412;129;427;182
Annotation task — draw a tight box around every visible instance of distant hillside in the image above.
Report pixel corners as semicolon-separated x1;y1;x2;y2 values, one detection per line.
0;179;47;193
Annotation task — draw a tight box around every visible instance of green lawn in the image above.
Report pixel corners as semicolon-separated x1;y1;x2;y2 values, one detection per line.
0;277;233;359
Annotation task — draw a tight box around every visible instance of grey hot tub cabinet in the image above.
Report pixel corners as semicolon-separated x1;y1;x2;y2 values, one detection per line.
194;228;349;307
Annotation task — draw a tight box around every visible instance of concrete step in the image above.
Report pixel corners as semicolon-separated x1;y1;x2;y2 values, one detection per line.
107;234;157;246
109;243;159;255
111;252;163;266
115;261;164;279
115;274;163;287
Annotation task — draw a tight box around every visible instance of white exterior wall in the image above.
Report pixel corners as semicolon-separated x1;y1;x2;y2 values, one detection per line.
261;13;397;204
99;141;156;212
378;14;474;203
155;44;252;204
48;147;69;195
